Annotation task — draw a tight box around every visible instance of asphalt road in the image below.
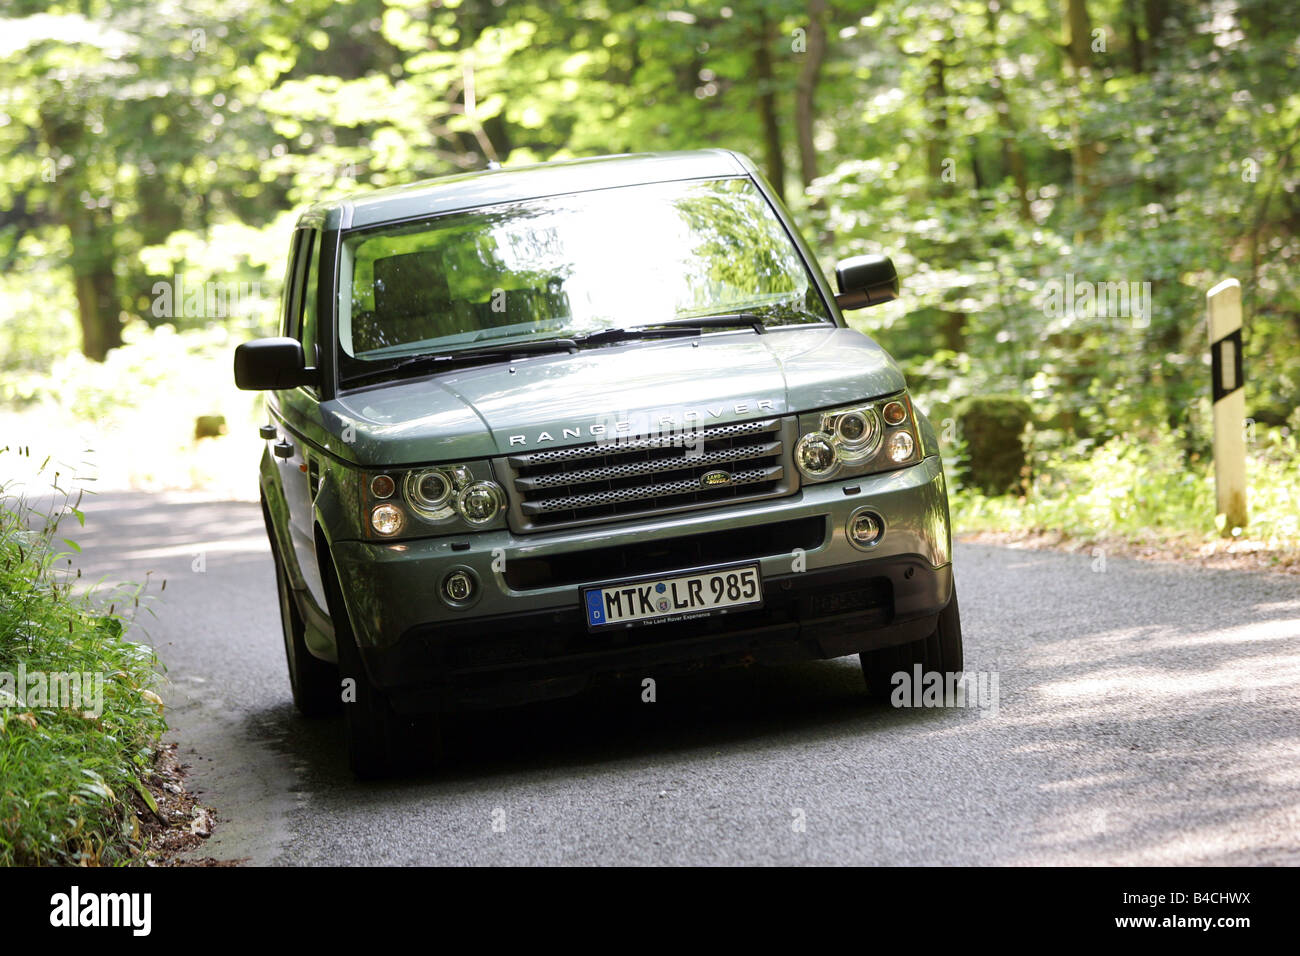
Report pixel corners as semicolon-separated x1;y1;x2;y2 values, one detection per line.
70;490;1299;865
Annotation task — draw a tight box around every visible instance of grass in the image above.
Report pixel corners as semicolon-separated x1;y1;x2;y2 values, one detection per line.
0;448;167;865
950;423;1300;565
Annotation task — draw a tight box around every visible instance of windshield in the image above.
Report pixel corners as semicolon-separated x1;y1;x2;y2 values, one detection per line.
335;176;831;377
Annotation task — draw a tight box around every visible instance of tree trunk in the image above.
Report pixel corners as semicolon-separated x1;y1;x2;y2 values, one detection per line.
1127;6;1145;73
136;170;183;247
753;13;786;200
43;111;122;361
925;52;950;189
794;0;828;197
985;2;1032;220
1144;0;1170;56
943;311;968;352
921;27;964;349
1064;0;1101;237
67;200;122;361
999;107;1032;220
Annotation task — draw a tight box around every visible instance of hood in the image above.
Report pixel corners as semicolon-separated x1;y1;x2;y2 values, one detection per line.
323;325;905;465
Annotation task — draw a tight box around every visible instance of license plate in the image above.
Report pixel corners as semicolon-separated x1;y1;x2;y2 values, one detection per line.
582;563;763;630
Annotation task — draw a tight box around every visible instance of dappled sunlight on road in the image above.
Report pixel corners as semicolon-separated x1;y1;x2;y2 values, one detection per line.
69;490;268;588
53;497;1300;865
947;545;1300;865
1033;619;1300;706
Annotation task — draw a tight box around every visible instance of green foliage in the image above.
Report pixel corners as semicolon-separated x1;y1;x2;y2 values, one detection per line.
0;255;80;378
952;420;1300;551
0;0;1295;537
0;449;166;865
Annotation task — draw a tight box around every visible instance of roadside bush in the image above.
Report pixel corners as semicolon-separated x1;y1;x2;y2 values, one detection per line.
0;256;80;379
955;394;1033;495
951;422;1300;553
0;448;166;865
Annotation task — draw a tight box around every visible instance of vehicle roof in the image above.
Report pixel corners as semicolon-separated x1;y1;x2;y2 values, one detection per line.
301;149;756;231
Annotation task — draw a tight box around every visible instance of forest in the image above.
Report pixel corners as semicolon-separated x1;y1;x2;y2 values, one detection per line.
1;0;1297;547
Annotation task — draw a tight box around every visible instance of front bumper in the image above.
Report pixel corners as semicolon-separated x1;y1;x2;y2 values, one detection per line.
330;454;953;710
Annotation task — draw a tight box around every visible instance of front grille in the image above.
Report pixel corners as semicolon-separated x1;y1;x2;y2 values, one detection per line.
498;417;799;531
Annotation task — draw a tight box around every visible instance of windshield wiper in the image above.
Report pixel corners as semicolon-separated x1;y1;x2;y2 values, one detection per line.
572;326;701;346
572;314;768;348
342;314;771;386
341;339;577;387
653;313;768;334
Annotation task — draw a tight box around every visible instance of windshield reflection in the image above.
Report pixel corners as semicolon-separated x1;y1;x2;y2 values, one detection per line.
336;177;831;377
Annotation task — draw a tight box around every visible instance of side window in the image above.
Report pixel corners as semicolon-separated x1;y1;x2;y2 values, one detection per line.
282;229;312;339
300;230;320;370
279;238;298;337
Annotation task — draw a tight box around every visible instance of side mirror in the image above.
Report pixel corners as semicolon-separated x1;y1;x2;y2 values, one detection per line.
234;337;318;390
834;254;899;310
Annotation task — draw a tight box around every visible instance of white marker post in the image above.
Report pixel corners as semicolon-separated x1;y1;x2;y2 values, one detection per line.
1207;279;1247;535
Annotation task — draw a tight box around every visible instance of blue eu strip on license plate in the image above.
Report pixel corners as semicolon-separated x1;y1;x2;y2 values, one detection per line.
582;563;763;630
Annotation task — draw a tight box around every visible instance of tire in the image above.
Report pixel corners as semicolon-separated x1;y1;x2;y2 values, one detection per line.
325;563;441;778
860;586;964;698
273;547;340;718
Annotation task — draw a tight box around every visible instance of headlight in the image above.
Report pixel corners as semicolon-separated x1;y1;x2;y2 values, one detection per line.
825;406;882;463
363;463;506;538
795;432;839;480
457;481;505;525
795;392;921;484
404;469;456;519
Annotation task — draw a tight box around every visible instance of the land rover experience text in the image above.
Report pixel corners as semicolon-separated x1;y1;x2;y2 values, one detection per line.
235;149;963;776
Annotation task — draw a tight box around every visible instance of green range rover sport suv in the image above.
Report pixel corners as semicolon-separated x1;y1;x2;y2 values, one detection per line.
235;149;962;776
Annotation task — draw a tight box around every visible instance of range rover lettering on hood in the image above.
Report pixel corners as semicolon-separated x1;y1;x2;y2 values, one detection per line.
325;329;906;464
508;399;778;448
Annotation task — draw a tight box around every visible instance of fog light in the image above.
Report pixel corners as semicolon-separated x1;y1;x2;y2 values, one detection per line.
882;401;907;426
847;508;884;549
370;503;404;536
442;569;476;604
887;431;915;462
370;474;395;499
795;433;839;479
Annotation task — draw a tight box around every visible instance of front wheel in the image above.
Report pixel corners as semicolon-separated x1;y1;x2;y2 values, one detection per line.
325;563;441;778
860;586;964;698
273;548;340;718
